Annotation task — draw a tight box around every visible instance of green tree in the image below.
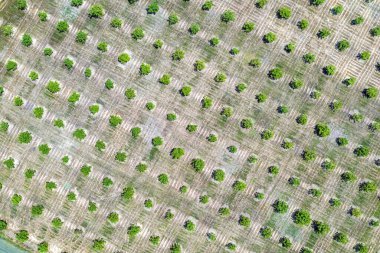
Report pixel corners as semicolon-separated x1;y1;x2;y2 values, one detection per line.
21;34;32;47
261;129;274;140
37;241;49;253
194;60;206;71
336;39;350;51
16;0;27;10
56;21;69;32
273;200;288;213
149;235;160;245
63;58;74;70
184;220;195;231
354;243;369;253
75;31;87;44
2;25;13;36
359;181;376;192
293;209;311;225
310;0;325;6
302;149;316;161
331;4;343;15
88;201;97;212
180;86;192;96
232;180;246;191
171;148;184;159
68;92;80;103
242;21;255;33
115;152;127;162
202;0;213;10
249;58;261;68
109;115;122;127
351;16;364;25
288;177;300;187
317;28;331;39
354;146;370;157
168;13;179;25
110;18;122;28
363;87;378;98
268;68;283;80
92;239;106;251
240;119;253;129
238;215;251;227
38;144;51;155
97;42;108;52
31;204;44;216
71;0;83;7
118;53;130;64
157;173;169;185
29;71;39;81
170;243;181;253
24;169;36;179
212;169;225;182
201;96;212;108
107;212;119;223
11;194;22;206
263;32;276;43
0;220;7;231
45;181;57;191
73;128;86;140
260;227;272;238
314;123;330;137
284;42;296;53
131;27;144;40
43;48;53;56
323;65;336;75
207;133;218;142
18;131;32;144
127;224;141;238
147;1;159;14
3;157;15;169
16;230;29;242
277;6;292;19
220;10;235;23
6;60;17;71
121;187;135;201
52;217;63;229
191;159;205;172
256;93;267;103
370;26;380;37
298;19;309;30
279;237;292;248
333;232;349;244
88;4;104;18
152;136;163;146
189;23;200;35
312;220;330;235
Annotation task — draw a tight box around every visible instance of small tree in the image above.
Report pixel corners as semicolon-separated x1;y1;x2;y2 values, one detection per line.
170;148;185;159
302;149;316;161
220;107;233;118
168;13;179;25
43;48;53;56
277;6;292;19
235;83;247;93
317;28;331;39
158;173;169;184
80;165;92;176
351;16;364;25
131;28;144;40
284;42;296;53
314;123;330;137
115;152;127;162
184;220;195;231
323;65;336;75
359;181;376;192
214;72;226;82
354;146;370;157
359;51;371;61
45;181;57;191
354;243;369;253
180;86;192;96
240;119;253;129
88;201;97;212
38;144;51;155
220;10;235;23
249;58;261;68
279;237;292;248
321;160;336;171
102;177;113;187
242;21;255;33
230;47;239;55
310;0;325;7
232;180;246;191
238;215;251;227
16;0;27;10
263;32;277;43
109;115;122;127
202;0;213;10
363;87;378;98
298;19;309;30
21;34;32;47
110;18;122;28
127;224;141;238
152;136;163;146
191;159;205;172
349;207;362;217
370;26;380;37
31;204;44;216
0;220;7;231
260;227;272;238
336;39;350;51
273;199;288;213
331;4;343;15
2;25;13;37
24;169;36;179
153;39;163;49
293;209;311;225
88;4;104;18
201;96;212;108
288;177;300;187
71;0;83;7
121;187;135;201
268;68;283;80
194;60;206;71
261;129;274;140
37;242;49;253
3;157;15;169
188;23;200;35
147;1;159;14
330;100;342;112
172;49;185;61
118;53;131;64
75;31;88;44
16;230;29;242
72;128;86;140
52;217;63;229
18;131;32;144
212;169;225;182
92;239;106;251
11;194;22;206
107;212;119;223
256;93;267;103
6;60;17;71
333;232;349;244
56;21;69;32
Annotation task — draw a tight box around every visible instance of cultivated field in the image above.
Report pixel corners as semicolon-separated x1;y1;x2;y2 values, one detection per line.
0;0;379;252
